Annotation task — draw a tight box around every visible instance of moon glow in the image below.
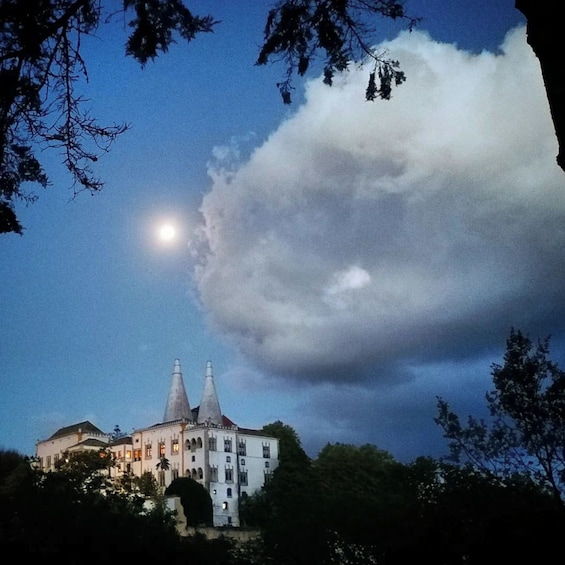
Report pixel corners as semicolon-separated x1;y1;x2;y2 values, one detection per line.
158;224;176;241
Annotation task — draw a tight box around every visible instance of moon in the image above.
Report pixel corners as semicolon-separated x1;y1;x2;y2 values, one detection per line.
158;223;176;242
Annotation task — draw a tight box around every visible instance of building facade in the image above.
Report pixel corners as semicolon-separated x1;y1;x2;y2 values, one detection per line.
36;359;279;527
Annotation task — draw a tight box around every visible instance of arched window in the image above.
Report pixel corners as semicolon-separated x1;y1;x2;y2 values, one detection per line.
191;438;197;451
227;487;232;498
198;467;203;479
191;468;197;479
197;437;203;448
185;439;191;451
222;501;228;510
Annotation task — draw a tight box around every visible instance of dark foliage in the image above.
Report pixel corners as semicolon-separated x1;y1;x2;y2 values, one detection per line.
165;476;213;527
516;0;565;172
256;0;419;104
0;0;216;235
436;328;565;502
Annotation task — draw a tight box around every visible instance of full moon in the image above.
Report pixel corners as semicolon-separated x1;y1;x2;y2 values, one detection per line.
158;224;176;241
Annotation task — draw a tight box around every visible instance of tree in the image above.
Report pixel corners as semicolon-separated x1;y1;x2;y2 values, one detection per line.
165;476;213;528
515;0;565;173
313;443;428;563
256;0;419;104
413;463;565;564
0;448;185;562
241;421;327;564
0;0;217;235
435;328;565;503
0;1;418;236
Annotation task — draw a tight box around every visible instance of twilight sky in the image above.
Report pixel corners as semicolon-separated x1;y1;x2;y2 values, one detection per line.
2;2;563;463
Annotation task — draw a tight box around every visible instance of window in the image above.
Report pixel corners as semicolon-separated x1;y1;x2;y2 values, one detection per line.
46;456;51;469
209;436;217;451
238;440;246;456
264;470;273;484
226;456;231;463
241;458;245;466
209;466;218;482
227;487;232;498
198;467;203;479
125;450;132;460
159;441;166;457
225;467;233;482
224;438;232;452
222;501;228;510
262;443;270;458
145;444;152;459
171;439;179;454
134;449;141;462
265;461;270;468
191;455;196;462
191;438;197;451
172;468;179;480
185;439;191;451
239;471;248;486
197;437;203;448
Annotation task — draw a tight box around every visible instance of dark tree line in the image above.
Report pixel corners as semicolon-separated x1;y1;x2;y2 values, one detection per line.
3;327;565;563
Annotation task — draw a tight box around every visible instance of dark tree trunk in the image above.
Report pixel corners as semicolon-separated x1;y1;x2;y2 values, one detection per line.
516;1;565;172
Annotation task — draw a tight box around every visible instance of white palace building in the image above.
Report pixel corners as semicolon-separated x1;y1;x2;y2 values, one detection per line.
36;359;279;527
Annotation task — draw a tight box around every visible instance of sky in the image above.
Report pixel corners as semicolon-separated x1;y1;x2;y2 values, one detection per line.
2;1;563;463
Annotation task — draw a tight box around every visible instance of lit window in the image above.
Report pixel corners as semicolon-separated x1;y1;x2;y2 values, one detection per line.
159;442;166;457
171;439;179;454
222;501;228;510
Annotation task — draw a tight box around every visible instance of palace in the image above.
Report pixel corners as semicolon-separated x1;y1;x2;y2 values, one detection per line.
35;359;279;527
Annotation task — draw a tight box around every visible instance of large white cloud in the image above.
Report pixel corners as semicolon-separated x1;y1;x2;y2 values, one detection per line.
189;27;565;385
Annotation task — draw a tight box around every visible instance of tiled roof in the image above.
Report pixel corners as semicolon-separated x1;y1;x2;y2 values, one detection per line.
48;420;105;440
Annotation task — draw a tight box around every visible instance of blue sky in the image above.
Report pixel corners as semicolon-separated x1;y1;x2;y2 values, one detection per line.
3;2;563;463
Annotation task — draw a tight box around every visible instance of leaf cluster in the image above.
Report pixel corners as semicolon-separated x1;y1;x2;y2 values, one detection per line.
256;0;418;103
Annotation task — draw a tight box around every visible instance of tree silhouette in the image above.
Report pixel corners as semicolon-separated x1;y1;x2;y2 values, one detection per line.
436;328;565;503
516;0;565;172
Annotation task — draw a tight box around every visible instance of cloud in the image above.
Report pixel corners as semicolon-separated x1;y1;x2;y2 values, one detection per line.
189;26;565;393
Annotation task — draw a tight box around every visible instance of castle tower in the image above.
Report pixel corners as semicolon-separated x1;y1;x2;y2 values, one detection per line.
163;359;192;422
197;360;222;425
